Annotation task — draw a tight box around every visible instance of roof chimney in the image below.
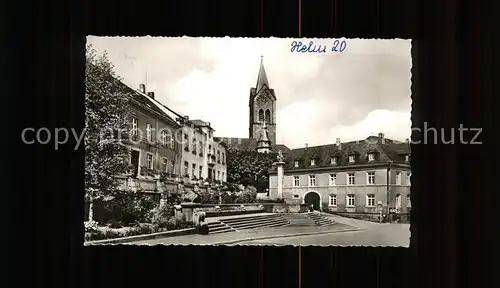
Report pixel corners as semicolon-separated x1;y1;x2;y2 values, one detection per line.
139;84;146;93
147;92;155;99
378;133;385;143
336;138;341;149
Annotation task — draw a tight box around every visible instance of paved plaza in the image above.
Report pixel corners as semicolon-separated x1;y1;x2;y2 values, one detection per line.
127;213;410;246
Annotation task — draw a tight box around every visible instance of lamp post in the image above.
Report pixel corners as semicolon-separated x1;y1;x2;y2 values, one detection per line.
377;201;383;223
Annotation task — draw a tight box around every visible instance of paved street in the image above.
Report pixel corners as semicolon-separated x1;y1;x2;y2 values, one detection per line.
234;223;410;246
127;213;410;247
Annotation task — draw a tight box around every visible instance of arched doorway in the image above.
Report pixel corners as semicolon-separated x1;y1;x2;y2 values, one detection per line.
303;191;321;211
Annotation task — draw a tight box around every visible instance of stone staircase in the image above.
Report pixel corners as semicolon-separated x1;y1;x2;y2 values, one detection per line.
208;214;290;234
281;213;317;226
207;221;237;234
306;212;337;226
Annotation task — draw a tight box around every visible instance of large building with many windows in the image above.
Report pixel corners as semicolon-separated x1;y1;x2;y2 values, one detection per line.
114;80;227;196
268;134;411;217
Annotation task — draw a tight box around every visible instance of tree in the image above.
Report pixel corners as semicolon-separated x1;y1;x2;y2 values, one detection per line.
85;44;132;221
226;148;277;193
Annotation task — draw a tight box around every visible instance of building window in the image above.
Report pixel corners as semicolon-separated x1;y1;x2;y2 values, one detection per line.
329;174;336;186
329;195;337;206
222;172;225;181
407;194;411;208
199;165;203;178
170;135;175;148
163;158;168;172
199;141;203;156
407;172;411;186
131;117;138;136
161;131;168;146
310;159;316;166
184;134;189;151
265;109;271;123
330;157;337;165
217;151;220;163
294;160;299;168
258;109;264;122
192;139;197;153
146;153;153;169
347;194;355;207
366;194;375;207
396;171;402;185
146;124;152;141
395;194;402;209
367;172;375;185
293;176;300;187
222;152;225;164
192;163;196;178
308;175;316;187
171;160;175;174
184;161;189;176
348;155;355;163
293;194;300;199
347;173;355;185
217;170;221;180
368;153;375;161
208;144;212;152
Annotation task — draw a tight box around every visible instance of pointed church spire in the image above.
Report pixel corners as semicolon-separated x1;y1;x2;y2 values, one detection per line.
256;55;269;92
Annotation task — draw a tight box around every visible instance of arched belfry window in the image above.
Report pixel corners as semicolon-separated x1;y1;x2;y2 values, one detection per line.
258;109;264;122
265;109;271;123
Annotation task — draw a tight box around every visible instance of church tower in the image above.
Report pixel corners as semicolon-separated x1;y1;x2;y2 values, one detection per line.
249;56;277;146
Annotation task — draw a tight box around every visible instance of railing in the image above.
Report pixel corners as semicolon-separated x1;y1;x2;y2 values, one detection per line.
115;176;158;192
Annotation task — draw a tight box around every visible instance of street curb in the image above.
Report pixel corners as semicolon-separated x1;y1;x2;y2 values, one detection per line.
209;228;363;245
85;228;197;245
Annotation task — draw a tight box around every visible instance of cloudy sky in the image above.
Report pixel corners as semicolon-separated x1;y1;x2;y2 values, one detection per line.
87;37;412;149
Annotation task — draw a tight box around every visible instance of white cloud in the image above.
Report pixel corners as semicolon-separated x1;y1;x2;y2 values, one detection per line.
86;37;412;149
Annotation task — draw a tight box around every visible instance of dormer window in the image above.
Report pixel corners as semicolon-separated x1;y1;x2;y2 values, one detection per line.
348;155;355;163
368;153;375;161
294;160;299;168
310;159;316;166
330;157;337;165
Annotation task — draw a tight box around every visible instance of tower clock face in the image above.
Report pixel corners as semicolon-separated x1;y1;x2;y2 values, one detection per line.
257;91;271;105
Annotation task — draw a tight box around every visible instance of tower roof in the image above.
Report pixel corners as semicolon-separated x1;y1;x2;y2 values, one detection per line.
256;55;270;92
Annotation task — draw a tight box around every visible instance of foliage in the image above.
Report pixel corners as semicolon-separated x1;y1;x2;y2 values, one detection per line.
85;44;131;205
150;204;175;228
226;148;277;193
103;193;157;225
195;192;219;204
84;220;99;232
234;190;257;204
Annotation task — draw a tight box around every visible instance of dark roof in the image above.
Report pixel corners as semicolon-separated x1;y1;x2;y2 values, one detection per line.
272;144;291;154
283;136;410;170
220;136;291;153
220;137;257;151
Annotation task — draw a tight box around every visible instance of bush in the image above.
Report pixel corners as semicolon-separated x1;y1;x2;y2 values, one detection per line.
235;191;257;203
150;204;175;228
103;193;157;225
164;217;193;230
256;198;285;203
84;220;99;232
195;192;219;204
108;220;123;228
